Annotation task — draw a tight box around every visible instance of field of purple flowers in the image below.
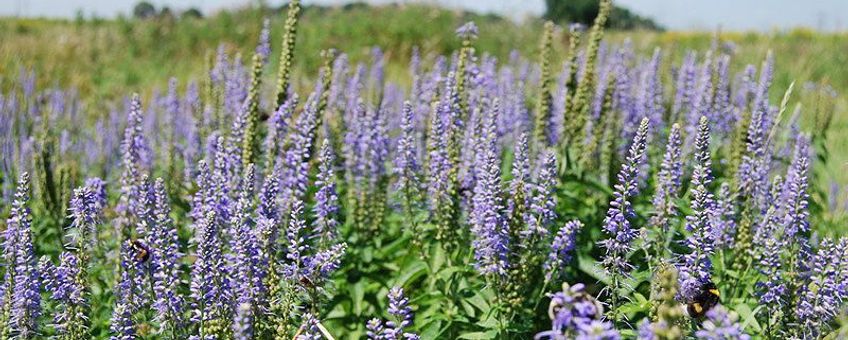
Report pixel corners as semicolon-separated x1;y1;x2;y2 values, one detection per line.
0;0;845;339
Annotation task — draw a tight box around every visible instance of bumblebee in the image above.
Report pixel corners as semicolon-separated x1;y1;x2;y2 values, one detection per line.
131;240;150;263
686;280;721;319
299;276;315;289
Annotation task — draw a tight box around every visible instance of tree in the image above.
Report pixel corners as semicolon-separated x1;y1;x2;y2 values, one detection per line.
158;6;175;20
133;1;157;19
544;0;662;30
182;8;203;19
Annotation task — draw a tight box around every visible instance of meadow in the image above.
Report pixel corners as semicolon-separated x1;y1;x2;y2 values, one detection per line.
2;2;846;200
0;0;847;339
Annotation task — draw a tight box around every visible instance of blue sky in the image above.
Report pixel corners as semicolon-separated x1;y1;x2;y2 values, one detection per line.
1;0;847;32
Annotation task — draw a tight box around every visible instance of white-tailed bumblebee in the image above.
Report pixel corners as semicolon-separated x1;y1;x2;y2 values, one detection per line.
686;280;721;319
131;240;150;263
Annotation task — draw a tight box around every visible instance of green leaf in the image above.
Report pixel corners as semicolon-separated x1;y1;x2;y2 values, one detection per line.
466;291;490;312
475;315;499;329
418;319;443;339
362;246;374;263
578;255;608;284
427;242;446;278
396;260;427;287
350;281;366;316
457;330;499;339
437;266;469;281
617;292;651;316
619;329;639;338
621;269;651;295
377;232;411;257
459;299;477;318
734;303;762;333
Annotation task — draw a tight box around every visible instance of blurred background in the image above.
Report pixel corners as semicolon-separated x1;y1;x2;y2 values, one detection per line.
3;0;848;31
0;0;846;212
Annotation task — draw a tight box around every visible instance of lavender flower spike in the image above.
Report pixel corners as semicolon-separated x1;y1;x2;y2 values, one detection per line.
111;241;141;340
233;302;253;340
189;210;224;332
255;18;272;63
296;313;323;340
314;139;340;244
782;135;810;242
367;287;420;340
679;116;716;300
544;220;584;282
7;173;42;338
600;117;649;312
469;101;509;276
46;252;88;338
116;94;149;239
366;318;384;340
528;150;558;238
150;178;185;331
795;238;846;337
536;282;618;340
649;123;683;252
385;287;418;340
694;306;750;340
394;101;422;214
455;21;479;40
283;198;309;280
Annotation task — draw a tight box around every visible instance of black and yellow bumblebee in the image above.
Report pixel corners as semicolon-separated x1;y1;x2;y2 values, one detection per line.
131;240;150;263
686;280;721;318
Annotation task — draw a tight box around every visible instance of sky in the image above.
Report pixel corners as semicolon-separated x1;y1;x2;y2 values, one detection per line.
1;0;847;32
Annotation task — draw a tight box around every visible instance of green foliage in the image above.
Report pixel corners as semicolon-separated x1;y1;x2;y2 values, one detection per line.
564;0;610;170
544;0;662;30
242;53;264;166
533;21;555;150
275;0;301;108
133;2;157;20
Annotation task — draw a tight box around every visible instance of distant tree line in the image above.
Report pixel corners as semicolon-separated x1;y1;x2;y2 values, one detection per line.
131;0;660;30
133;1;203;20
544;0;662;30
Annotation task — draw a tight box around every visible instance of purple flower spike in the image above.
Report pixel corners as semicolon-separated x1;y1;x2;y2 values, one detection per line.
536;282;618;339
150;178;185;330
795;238;848;337
529;151;558;237
366;318;384;340
296;313;323;340
455;21;479;40
694;306;750;340
544;220;584;282
233;302;253;340
367;287;420;340
189;210;224;328
469;102;508;276
679;116;716;300
315;139;340;243
84;177;108;211
650;124;683;237
6;173;41;338
255;18;272;63
394;101;421;199
600;118;649;282
117;94;149;238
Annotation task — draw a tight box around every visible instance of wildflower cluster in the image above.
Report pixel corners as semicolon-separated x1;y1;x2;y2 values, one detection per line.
0;2;844;339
